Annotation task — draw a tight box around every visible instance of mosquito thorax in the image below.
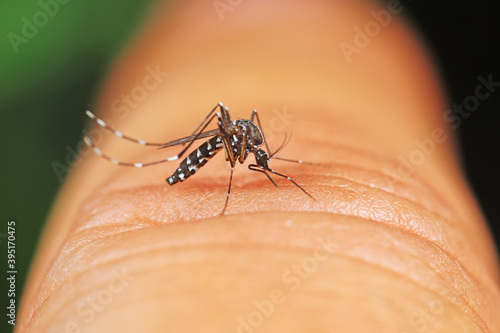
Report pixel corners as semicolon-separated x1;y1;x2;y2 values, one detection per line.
231;119;264;148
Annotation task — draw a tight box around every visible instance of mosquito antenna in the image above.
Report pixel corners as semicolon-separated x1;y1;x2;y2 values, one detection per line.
249;109;272;155
269;133;330;168
269;131;293;158
86;110;163;146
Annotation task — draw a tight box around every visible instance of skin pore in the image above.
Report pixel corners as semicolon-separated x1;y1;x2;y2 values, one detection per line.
18;0;500;332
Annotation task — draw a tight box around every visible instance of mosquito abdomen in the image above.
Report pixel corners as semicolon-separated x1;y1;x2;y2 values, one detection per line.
166;135;224;185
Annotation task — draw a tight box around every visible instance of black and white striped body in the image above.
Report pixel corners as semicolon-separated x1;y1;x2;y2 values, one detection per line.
167;119;265;185
167;135;224;185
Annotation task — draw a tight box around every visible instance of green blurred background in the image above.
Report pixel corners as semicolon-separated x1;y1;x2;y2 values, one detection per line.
1;1;499;332
0;1;156;332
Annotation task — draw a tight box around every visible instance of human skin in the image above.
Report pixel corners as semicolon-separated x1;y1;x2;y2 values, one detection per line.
17;0;500;332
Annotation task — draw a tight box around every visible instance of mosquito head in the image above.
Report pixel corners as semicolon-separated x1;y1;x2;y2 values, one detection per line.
255;149;269;169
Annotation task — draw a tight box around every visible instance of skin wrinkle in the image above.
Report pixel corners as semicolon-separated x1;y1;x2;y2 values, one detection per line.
285;166;452;221
81;172;447;232
282;259;487;332
65;156;492;289
295;135;458;219
300;139;452;203
64;261;481;332
225;178;470;268
295;110;461;211
293;285;486;333
26;214;495;332
267;112;459;222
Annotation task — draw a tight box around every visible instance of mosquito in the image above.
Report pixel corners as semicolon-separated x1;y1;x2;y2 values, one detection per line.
83;102;314;215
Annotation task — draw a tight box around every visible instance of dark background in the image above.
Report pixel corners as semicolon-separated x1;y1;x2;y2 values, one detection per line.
0;1;498;332
402;1;499;242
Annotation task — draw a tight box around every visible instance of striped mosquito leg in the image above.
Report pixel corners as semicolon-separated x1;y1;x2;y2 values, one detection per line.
216;111;236;167
249;109;272;155
85;110;162;146
249;163;315;200
266;167;315;200
83;135;178;168
166;135;224;185
221;166;234;215
185;102;225;138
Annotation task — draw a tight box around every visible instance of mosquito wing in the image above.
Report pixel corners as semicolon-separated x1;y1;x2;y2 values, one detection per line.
157;129;220;150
